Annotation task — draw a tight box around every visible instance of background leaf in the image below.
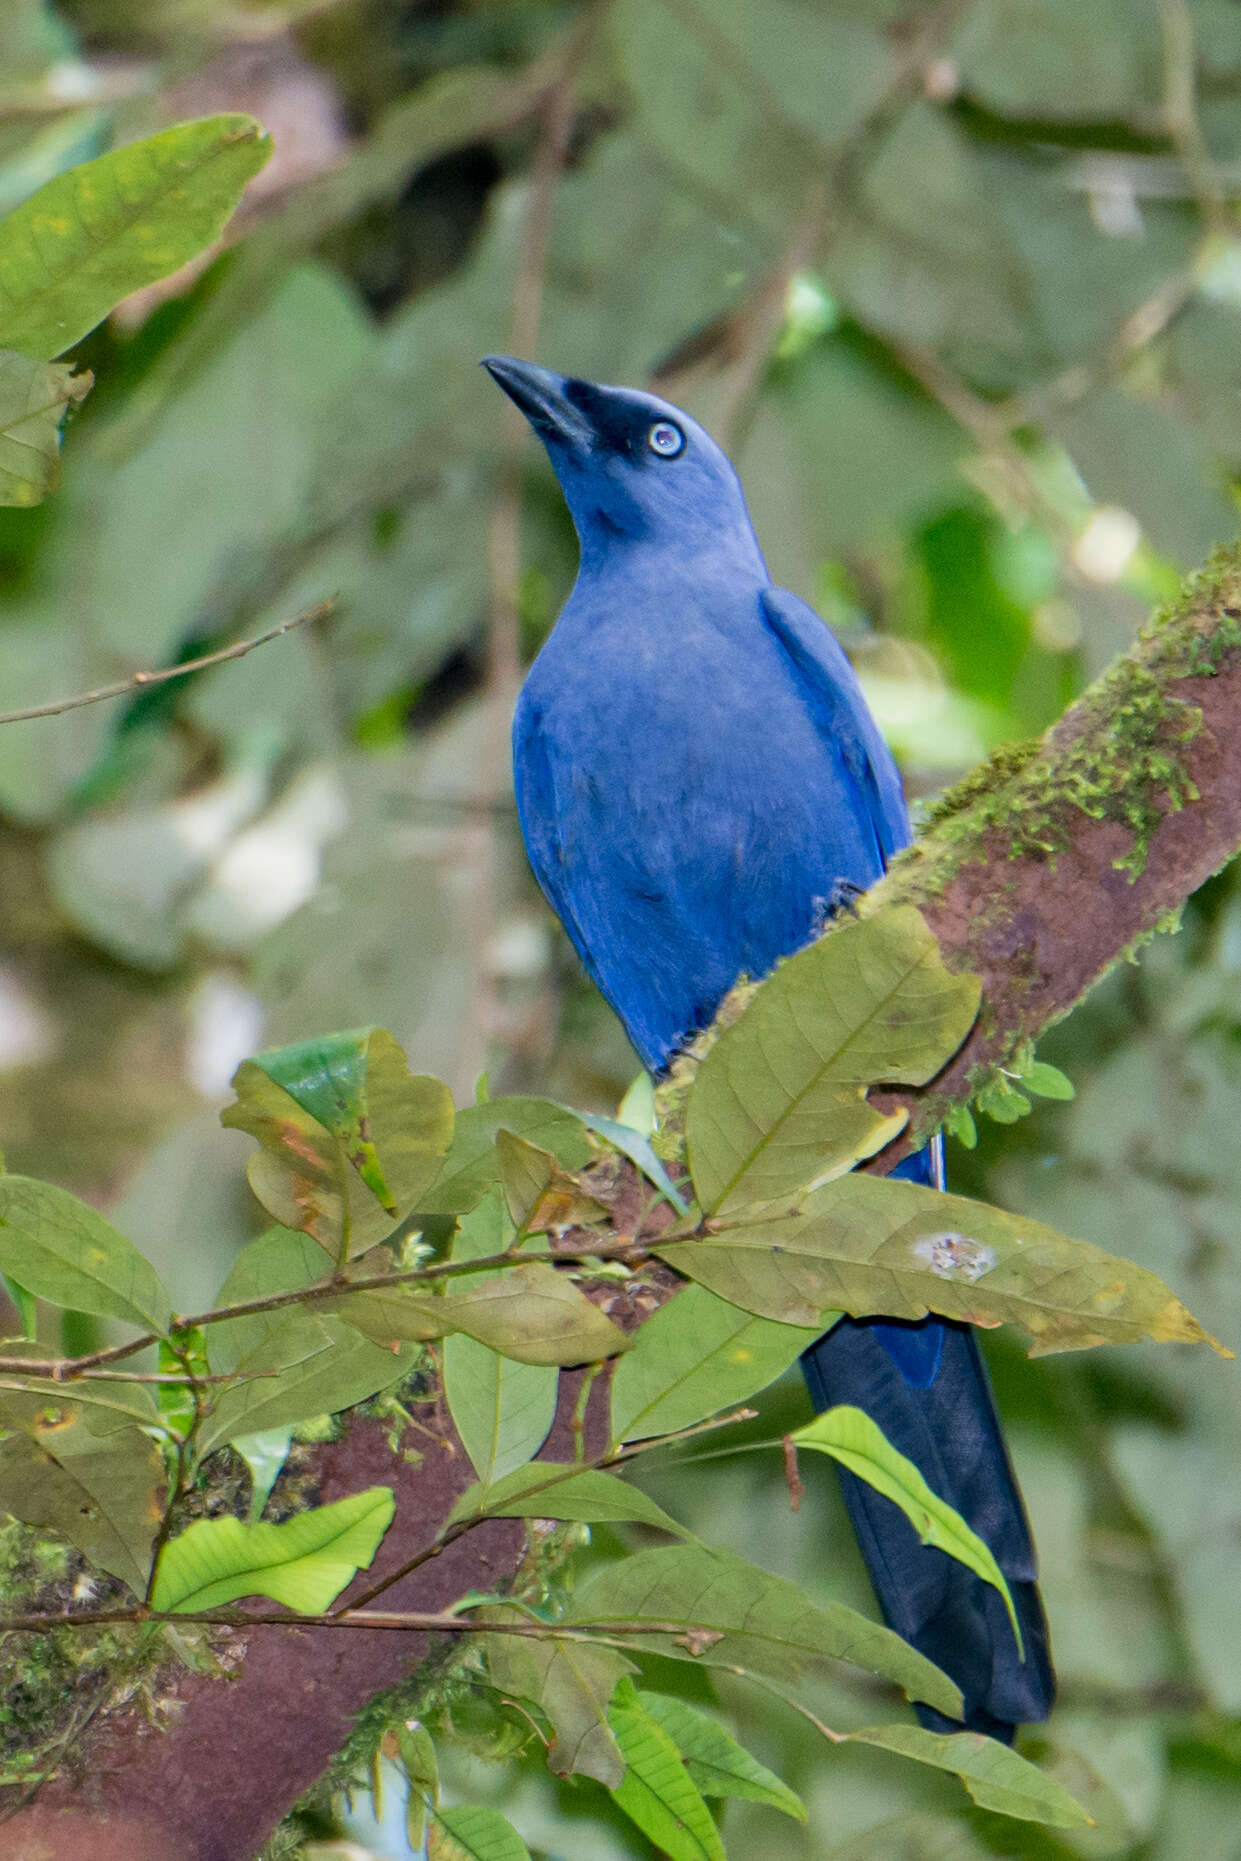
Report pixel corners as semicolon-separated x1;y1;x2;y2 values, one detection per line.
0;1176;171;1331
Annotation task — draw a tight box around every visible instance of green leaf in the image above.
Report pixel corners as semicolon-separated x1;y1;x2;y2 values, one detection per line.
790;1406;1022;1654
580;1112;689;1215
0;1374;158;1433
0;115;272;358
0;1413;164;1594
451;1185;515;1264
330;1285;449;1347
447;1465;689;1539
609;1282;820;1445
634;1690;806;1820
494;1128;606;1233
198;1310;418;1455
1019;1061;1075;1100
233;1427;294;1525
687;907;979;1214
975;1076;1031;1124
661;1173;1227;1356
840;1724;1091;1826
0;350;90;507
482;1610;631;1786
495;1128;557;1229
417;1099;594;1216
199;1236;422;1450
158;1327;209;1439
0;1176;171;1332
442;1331;557;1488
427;1802;531;1861
0;1346;160;1435
438;1262;630;1367
207;1225;331;1369
608;1678;725;1861
944;1104;978;1149
562;1544;961;1718
149;1485;394;1613
223;1029;453;1260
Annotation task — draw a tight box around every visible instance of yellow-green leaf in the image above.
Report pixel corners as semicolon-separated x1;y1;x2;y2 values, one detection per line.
0;115;272;358
687;906;979;1214
662;1173;1226;1356
0;349;90;506
608;1678;725;1861
150;1485;394;1613
841;1724;1091;1826
791;1406;1022;1653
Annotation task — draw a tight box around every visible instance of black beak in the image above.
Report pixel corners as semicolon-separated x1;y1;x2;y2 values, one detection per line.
481;355;593;447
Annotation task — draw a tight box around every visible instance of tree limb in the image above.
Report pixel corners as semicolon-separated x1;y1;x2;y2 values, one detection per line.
865;542;1241;1152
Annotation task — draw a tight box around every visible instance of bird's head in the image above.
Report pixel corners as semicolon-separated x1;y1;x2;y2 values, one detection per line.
482;356;758;566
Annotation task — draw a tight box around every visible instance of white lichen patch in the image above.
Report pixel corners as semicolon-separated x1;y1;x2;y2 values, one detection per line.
911;1230;996;1282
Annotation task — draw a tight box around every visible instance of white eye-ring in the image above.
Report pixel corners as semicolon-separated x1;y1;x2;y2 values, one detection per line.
648;420;684;458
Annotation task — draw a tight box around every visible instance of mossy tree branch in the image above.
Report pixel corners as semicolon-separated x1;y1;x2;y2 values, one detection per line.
860;543;1241;1155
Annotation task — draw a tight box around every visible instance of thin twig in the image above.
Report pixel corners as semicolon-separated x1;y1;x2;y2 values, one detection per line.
0;599;335;727
466;6;603;1091
0;1231;696;1381
1160;0;1230;235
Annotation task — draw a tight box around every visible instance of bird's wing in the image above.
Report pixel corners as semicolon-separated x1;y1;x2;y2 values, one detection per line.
759;586;911;869
511;693;594;964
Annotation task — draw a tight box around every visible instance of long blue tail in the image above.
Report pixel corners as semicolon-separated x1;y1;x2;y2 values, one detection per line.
799;1149;1054;1740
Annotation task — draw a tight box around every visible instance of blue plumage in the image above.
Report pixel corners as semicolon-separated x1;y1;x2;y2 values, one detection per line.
485;355;1054;1737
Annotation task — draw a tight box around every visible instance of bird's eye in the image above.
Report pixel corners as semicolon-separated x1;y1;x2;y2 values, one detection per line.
647;420;685;458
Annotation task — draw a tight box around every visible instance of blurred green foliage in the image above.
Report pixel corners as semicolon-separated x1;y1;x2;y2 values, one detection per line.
1;0;1241;1854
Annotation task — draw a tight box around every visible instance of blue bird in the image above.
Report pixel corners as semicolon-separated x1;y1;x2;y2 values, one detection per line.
483;355;1054;1739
